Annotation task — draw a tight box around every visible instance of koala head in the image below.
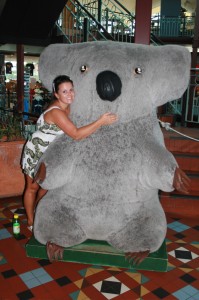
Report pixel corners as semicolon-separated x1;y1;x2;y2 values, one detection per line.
39;41;190;123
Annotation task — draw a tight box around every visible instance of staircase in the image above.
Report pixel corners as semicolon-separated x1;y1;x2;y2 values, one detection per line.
55;0;135;44
160;127;199;218
81;0;135;42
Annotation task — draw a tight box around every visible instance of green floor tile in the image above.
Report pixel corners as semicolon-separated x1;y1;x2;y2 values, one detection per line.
26;237;168;272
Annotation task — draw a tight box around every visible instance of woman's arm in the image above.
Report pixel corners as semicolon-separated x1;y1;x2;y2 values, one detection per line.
45;109;118;140
66;105;70;116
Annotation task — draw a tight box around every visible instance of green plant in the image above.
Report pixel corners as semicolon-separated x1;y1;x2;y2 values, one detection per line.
0;113;23;141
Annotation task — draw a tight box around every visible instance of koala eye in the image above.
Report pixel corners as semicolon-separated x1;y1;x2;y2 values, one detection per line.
134;67;142;75
80;65;88;73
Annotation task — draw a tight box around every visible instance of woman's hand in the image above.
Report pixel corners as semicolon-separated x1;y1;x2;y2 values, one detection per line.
99;112;118;126
173;167;191;194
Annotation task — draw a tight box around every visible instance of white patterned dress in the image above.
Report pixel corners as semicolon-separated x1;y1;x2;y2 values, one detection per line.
22;106;64;178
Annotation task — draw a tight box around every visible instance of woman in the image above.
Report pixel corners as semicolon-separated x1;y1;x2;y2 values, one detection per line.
21;75;118;231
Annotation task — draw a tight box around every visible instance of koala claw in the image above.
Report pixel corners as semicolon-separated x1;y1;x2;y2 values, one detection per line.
46;241;64;262
125;250;150;266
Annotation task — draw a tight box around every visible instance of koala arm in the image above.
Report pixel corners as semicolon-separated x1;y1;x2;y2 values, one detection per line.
138;139;179;192
33;135;77;190
137;117;190;193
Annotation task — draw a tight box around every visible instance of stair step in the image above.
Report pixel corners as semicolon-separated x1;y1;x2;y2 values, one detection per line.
160;171;199;197
160;194;199;217
162;128;199;154
173;152;199;172
161;127;199;216
161;187;199;198
161;190;199;198
186;171;199;195
164;138;199;154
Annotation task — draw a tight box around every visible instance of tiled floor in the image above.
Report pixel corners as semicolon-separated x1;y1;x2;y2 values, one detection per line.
0;196;199;300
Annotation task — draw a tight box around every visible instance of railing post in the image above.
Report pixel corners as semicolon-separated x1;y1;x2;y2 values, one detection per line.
16;44;24;113
181;90;188;126
83;17;88;42
105;8;109;31
98;0;102;31
182;17;186;36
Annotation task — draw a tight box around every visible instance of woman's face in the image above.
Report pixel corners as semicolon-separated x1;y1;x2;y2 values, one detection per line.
55;82;75;104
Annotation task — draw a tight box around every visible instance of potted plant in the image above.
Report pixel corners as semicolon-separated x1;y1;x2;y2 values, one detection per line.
0;113;24;142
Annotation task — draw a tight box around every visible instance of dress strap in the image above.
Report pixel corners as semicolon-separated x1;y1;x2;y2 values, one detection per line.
43;106;61;114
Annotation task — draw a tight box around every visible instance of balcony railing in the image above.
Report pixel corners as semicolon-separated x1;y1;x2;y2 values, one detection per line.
151;15;195;37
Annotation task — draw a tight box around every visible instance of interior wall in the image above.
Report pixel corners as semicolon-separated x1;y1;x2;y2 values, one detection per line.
117;0;196;14
116;0;161;14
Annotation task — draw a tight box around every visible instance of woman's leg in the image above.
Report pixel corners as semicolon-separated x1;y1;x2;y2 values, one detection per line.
36;188;48;204
23;174;40;227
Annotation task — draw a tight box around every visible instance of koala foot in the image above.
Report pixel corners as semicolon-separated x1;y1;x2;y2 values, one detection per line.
46;241;64;262
125;250;150;266
173;167;191;194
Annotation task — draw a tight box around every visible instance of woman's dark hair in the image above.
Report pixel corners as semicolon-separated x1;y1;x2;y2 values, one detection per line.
52;75;73;94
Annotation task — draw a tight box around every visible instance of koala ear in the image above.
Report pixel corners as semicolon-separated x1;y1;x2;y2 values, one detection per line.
39;44;74;91
150;45;191;107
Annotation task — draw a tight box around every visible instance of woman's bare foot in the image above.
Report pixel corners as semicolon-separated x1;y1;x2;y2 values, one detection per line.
27;219;34;231
27;225;33;232
125;250;150;266
46;241;64;262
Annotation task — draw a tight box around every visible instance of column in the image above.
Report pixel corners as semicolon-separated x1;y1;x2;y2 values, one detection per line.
16;44;24;112
160;0;181;36
134;0;152;45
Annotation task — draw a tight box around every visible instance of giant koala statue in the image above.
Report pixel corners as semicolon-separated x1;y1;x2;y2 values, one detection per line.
34;41;190;261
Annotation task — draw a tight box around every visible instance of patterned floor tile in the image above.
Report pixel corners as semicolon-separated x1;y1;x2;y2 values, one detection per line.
152;287;170;298
168;246;198;263
115;271;142;288
167;221;190;232
19;267;53;288
10;207;26;216
16;289;35;300
69;290;92;300
55;275;72;286
0;228;12;239
93;275;130;299
173;285;199;300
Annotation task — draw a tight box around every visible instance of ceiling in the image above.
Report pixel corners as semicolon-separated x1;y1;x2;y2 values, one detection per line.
120;0;196;14
0;0;67;46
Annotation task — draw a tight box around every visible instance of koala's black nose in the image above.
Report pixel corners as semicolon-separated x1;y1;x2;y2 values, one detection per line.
96;71;122;102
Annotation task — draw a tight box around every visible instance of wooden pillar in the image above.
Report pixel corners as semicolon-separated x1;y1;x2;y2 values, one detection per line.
63;3;75;30
16;44;24;112
134;0;152;45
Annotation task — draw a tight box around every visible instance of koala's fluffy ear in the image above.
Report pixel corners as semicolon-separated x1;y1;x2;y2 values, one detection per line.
39;44;75;92
149;45;191;107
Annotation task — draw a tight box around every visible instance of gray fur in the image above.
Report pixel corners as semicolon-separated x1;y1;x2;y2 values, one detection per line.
34;41;190;253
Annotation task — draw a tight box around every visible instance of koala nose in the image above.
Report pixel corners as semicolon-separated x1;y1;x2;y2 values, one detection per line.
96;71;122;102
